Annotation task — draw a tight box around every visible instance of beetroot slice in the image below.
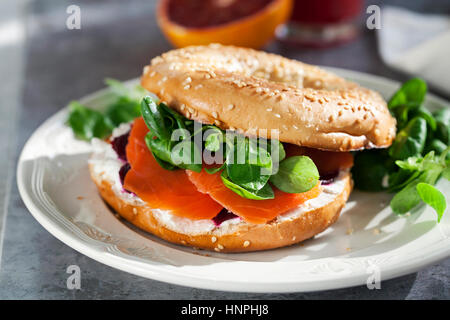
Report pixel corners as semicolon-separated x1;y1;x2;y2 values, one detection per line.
320;170;339;185
212;209;239;226
111;132;130;162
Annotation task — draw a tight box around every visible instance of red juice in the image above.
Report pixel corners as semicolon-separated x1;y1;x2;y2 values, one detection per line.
277;0;363;47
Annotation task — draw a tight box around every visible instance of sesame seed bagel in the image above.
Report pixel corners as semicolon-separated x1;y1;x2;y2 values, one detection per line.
89;155;352;252
141;44;396;151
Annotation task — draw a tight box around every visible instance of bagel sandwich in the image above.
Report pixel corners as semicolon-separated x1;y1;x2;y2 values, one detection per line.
89;44;396;252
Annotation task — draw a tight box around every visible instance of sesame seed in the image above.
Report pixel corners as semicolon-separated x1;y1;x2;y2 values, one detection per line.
243;241;250;247
205;74;211;79
183;85;191;90
217;244;224;250
292;236;296;241
214;248;220;252
227;104;235;110
212;111;218;118
161;76;168;82
180;104;186;110
184;77;192;83
211;236;217;243
256;88;262;93
292;125;298;130
266;107;272;112
214;120;221;126
274;113;281;118
149;71;156;77
132;208;137;215
194;84;203;90
181;240;186;245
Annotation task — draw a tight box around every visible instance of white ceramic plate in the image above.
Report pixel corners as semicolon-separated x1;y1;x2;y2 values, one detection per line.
17;68;450;293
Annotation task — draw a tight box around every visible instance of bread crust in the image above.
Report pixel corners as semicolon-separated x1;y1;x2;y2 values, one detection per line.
141;44;396;151
90;163;353;253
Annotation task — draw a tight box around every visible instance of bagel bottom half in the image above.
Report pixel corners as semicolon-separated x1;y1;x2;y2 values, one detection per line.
89;161;352;253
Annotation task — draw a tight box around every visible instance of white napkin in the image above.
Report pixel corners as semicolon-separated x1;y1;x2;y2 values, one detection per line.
377;6;450;96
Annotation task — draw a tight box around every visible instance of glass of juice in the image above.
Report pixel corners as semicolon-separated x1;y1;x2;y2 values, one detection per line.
276;0;363;47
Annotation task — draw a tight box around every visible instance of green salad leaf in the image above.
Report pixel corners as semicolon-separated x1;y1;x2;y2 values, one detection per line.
416;183;446;222
388;78;427;110
67;101;113;141
270;156;319;193
390;164;443;215
67;78;147;140
434;108;450;144
141;96;202;173
104;78;147;102
352;150;390;191
353;77;449;222
388;117;427;160
221;170;274;200
105;97;141;127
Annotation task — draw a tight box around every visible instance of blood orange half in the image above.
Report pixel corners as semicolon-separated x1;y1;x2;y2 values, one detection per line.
157;0;293;49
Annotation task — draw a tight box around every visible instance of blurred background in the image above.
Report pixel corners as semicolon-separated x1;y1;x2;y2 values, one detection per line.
0;0;449;299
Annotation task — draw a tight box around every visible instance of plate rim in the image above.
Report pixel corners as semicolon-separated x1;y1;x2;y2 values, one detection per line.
17;67;450;293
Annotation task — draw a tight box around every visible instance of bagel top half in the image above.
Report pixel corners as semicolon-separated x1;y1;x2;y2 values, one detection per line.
141;44;396;151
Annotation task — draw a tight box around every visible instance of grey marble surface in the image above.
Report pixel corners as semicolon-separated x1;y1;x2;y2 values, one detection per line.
0;0;449;299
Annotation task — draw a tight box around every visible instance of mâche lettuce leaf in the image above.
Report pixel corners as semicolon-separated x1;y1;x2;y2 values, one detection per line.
67;79;320;201
67;78;146;140
353;78;450;222
139;95;319;200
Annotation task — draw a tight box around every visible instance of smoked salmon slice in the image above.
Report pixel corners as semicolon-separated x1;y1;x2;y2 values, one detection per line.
123;117;223;220
187;169;322;224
